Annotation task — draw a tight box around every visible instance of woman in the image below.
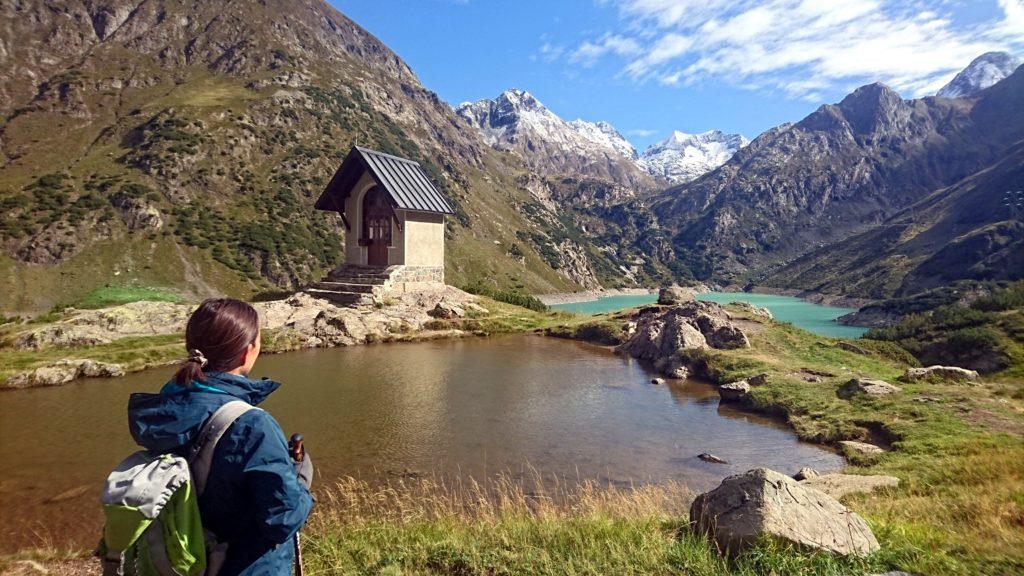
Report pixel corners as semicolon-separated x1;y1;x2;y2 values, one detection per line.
127;298;313;575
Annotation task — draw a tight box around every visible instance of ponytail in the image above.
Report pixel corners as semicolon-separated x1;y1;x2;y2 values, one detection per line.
174;299;260;386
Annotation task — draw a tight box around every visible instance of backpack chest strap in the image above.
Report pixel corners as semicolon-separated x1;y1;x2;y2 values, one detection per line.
188;400;257;496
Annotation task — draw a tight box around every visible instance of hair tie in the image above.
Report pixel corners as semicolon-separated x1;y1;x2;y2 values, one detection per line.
188;349;208;368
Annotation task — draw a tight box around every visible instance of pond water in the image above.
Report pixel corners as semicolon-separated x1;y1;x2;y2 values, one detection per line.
552;292;866;338
0;335;842;552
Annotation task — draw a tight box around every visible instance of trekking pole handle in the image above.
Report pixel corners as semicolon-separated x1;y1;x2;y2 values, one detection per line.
289;433;305;463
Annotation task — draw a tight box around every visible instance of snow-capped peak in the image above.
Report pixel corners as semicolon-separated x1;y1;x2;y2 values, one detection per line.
567;119;637;160
455;89;637;162
638;130;749;184
937;51;1021;98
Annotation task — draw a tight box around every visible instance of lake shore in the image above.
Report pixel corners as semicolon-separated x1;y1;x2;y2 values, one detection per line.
0;287;557;390
736;285;876;310
535;287;656;305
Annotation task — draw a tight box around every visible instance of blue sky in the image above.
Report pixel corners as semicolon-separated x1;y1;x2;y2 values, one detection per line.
330;0;1024;150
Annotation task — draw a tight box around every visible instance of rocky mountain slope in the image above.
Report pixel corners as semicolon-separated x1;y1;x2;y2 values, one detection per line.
638;130;748;184
937;51;1021;98
763;142;1024;298
0;0;661;312
652;66;1024;287
455;89;653;189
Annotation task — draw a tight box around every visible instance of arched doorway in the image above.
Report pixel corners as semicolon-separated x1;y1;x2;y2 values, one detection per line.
361;186;392;266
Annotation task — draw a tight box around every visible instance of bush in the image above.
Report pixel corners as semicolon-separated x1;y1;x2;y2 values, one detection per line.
971;281;1024;312
493;289;548;312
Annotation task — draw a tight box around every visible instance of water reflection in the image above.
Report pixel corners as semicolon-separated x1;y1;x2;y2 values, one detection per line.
0;334;841;552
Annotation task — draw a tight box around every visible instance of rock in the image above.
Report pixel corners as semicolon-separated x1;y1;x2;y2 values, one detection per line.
698;453;728;464
15;300;194;350
658;285;696;305
616;301;749;377
902;365;979;383
690;468;879;557
837;378;900;399
428;299;465;319
651;378;665;385
4;359;125;389
836;341;868;354
718;380;751;403
653;357;690;379
748;373;770;386
727;301;773;320
839;440;886;456
793;467;819;481
800;473;899;499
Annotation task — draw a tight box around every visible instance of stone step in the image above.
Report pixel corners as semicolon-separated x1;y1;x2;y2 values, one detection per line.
313;281;377;293
306;288;372;306
326;271;392;281
327;272;391;282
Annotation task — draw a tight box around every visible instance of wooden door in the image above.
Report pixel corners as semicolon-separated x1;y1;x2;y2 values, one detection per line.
362;187;392;266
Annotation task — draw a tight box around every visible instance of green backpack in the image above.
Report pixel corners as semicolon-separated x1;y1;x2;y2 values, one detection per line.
98;400;256;576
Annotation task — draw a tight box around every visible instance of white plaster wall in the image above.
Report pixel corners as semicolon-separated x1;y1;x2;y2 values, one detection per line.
402;211;445;267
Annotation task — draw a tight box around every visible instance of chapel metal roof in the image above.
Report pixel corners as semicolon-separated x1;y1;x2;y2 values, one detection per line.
314;146;456;215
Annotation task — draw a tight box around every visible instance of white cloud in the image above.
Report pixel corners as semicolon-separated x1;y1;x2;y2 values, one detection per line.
569;0;1024;99
627;128;658;137
570;34;642;66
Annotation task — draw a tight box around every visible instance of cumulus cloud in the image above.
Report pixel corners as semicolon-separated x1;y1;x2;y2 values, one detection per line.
572;0;1024;99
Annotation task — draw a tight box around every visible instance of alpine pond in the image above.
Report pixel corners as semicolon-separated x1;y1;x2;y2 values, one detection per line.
0;334;842;552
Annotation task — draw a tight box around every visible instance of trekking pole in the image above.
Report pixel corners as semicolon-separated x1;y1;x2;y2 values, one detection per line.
289;433;305;576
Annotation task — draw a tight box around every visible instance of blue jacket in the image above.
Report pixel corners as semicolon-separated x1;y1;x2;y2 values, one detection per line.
128;372;313;576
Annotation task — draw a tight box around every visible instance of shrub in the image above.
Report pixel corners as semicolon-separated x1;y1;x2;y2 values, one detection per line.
493;289;548;312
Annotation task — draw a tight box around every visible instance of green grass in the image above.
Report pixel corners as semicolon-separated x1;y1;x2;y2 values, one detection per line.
302;476;889;576
71;284;185;309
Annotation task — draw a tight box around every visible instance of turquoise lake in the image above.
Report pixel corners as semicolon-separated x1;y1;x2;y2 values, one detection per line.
551;292;867;339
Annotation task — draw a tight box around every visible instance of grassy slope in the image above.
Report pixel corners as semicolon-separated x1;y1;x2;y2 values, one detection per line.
1;303;1021;574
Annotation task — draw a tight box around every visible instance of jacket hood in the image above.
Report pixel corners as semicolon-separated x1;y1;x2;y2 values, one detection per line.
128;372;281;453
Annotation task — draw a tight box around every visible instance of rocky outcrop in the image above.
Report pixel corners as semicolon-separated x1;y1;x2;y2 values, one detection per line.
726;301;773;320
428;299;466;319
616;301;749;378
657;285;697;305
901;366;979;383
837;378;900;399
690;468;880;557
7;288;487;387
800;473;899;499
4;359;125;389
15;301;194;349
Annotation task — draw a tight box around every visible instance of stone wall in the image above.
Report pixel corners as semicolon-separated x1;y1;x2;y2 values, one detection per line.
383;265;445;294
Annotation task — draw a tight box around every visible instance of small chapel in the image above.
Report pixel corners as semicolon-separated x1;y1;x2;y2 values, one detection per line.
311;146;454;304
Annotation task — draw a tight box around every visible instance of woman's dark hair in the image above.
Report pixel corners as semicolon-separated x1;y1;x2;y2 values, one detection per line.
174;298;260;386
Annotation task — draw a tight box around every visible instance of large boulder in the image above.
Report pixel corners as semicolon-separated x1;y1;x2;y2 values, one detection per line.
617;301;749;377
902;365;979;384
690;468;880;557
658;285;696;305
837;378;900;399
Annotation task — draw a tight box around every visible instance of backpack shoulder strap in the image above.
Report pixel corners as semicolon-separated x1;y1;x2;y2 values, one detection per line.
188;400;257;496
